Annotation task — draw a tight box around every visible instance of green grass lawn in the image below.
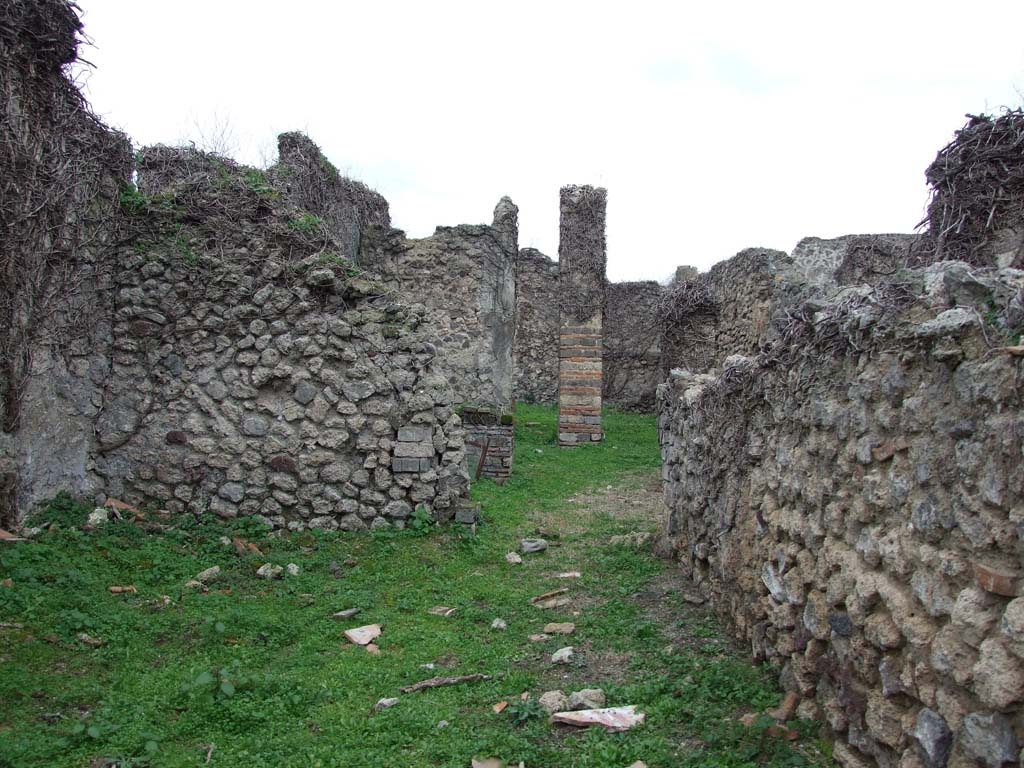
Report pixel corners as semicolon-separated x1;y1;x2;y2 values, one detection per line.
0;405;831;767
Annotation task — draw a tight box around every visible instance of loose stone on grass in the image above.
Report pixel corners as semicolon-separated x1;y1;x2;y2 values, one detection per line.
550;705;645;733
374;697;398;712
568;688;606;710
332;608;361;620
544;622;575;635
491;618;507;631
551;646;574;664
344;624;382;646
256;563;283;579
505;552;523;564
194;565;220;583
539;690;569;713
608;531;651;548
520;538;548;554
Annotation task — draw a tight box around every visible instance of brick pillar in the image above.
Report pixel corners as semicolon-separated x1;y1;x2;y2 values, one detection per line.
557;185;607;446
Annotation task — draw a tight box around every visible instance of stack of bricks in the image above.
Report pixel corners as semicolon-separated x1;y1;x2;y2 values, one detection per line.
392;425;435;473
557;185;607;446
463;411;514;485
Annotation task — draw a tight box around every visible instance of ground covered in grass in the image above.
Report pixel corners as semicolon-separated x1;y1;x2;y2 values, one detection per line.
0;405;832;767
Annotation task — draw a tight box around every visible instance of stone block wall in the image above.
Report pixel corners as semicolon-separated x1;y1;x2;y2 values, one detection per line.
658;258;1024;767
557;186;607;445
359;198;518;412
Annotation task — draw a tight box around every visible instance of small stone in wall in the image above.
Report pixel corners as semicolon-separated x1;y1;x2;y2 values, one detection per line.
165;430;188;445
218;483;245;503
960;712;1019;768
973;637;1024;709
293;380;318;405
911;708;952;768
241;415;269;437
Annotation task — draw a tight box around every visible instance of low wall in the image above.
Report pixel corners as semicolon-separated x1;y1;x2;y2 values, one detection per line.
659;260;1024;767
463;410;514;485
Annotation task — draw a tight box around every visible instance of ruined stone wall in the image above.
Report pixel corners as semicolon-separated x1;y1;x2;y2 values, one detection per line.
659;260;1024;767
0;0;131;524
661;248;801;376
514;248;560;405
87;148;470;531
603;281;663;411
792;234;925;288
358;199;518;412
271;132;391;259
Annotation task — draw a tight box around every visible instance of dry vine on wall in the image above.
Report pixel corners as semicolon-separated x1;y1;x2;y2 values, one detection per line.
922;109;1024;267
1;0;130;436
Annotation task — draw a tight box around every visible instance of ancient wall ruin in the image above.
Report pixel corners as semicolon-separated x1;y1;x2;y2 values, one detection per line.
603;281;663;411
659;257;1024;767
1;5;476;528
359;199;518;412
557;186;607;445
513;248;560;405
0;0;132;526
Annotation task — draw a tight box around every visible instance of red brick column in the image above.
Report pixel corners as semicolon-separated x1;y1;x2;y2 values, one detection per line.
557;185;607;446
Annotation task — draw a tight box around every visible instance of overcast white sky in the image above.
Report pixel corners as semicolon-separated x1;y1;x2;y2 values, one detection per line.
76;1;1024;281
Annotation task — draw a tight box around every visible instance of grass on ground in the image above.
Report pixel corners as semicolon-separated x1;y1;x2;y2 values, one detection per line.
0;404;832;767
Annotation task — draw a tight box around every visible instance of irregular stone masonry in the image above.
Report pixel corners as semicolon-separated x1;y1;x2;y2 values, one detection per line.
1;132;473;528
603;281;663;411
513;248;560;405
658;257;1024;767
359;198;518;412
557;185;607;446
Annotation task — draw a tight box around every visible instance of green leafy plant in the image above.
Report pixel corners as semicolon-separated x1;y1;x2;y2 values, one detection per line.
288;213;323;233
172;231;198;265
244;169;280;200
180;661;256;704
507;698;547;725
119;184;148;214
408;504;435;535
